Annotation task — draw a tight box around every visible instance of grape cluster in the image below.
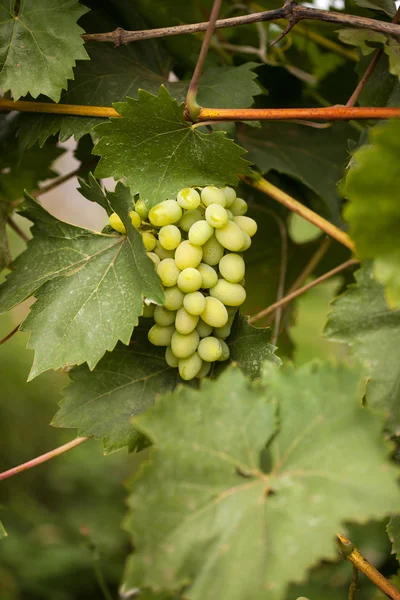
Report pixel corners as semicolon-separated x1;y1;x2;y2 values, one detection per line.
109;186;256;380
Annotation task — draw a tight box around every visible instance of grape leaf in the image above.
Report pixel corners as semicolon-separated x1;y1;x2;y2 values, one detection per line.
77;173;113;215
352;0;396;16
324;263;400;434
342;120;400;308
387;516;400;560
123;362;400;600
52;326;178;453
93;86;252;207
237;123;355;220
0;521;6;539
338;30;400;79
0;187;164;379
0;0;89;102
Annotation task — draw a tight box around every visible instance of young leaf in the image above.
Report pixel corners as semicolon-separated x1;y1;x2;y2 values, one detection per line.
387;516;400;561
123;362;399;600
352;0;396;16
342;120;400;308
93;86;252;207
338;30;400;79
325;263;400;433
0;190;164;379
0;0;89;102
53;327;178;454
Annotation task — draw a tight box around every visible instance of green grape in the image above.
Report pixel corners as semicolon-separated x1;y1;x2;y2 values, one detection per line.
230;197;248;216
210;279;246;306
183;291;206;315
215;221;245;252
158;224;181;250
175;307;199;334
177;187;201;210
135;199;148;220
178;207;204;232
175;240;203;270
198;336;222;362
219;253;245;283
142;303;155;318
109;212;126;234
201;186;226;207
197;361;212;378
165;346;179;368
154;240;175;260
154;305;176;326
148;199;182;226
197;262;218;288
164;286;184;311
201;296;228;327
196;319;213;338
202;236;224;266
205;204;228;229
188;220;214;245
226;209;234;220
217;339;230;361
142;231;157;251
179;352;203;380
171;330;200;358
177;267;202;293
240;232;252;251
213;323;231;339
148;324;175;346
146;252;160;267
157;258;181;287
234;215;257;237
129;210;141;229
222;186;236;208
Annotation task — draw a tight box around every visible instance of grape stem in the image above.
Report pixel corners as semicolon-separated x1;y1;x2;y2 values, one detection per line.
7;217;29;242
0;323;20;346
242;175;355;252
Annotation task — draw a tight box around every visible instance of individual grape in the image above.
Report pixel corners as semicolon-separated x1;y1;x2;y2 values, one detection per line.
217;339;230;361
215;221;245;252
226;209;234;220
213;323;231;339
177;268;202;293
196;360;212;378
188;220;214;245
158;224;181;250
219;253;245;283
135;199;148;220
148;324;175;346
222;186;236;208
148;199;182;226
154;305;176;327
197;262;218;288
234;215;257;237
177;187;201;210
178;208;204;232
201;296;228;328
171;330;200;358
183;291;206;315
147;252;160;267
210;279;246;306
205;204;228;229
154;240;175;260
240;232;252;251
179;352;203;380
109;212;126;234
201;186;226;207
196;319;213;338
165;346;179;368
175;307;199;334
142;231;157;251
174;240;203;270
230;197;248;216
202;236;224;266
164;286;184;311
157;258;180;287
198;336;222;362
142;303;155;318
129;210;141;229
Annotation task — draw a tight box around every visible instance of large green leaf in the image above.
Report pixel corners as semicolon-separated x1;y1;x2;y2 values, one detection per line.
324;263;400;433
342;120;400;308
0;0;89;102
0;187;164;379
387;516;400;561
338;30;400;80
123;362;399;600
93;86;252;207
352;0;396;16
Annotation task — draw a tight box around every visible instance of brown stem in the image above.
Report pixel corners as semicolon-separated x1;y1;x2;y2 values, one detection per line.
0;437;89;481
0;323;20;346
337;534;400;600
248;258;359;324
11;167;82;208
349;566;359;600
186;0;222;121
7;217;29;242
287;237;332;295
